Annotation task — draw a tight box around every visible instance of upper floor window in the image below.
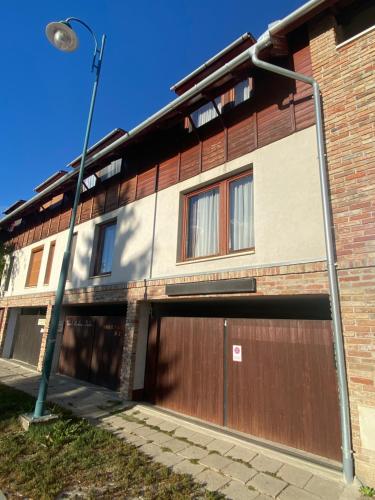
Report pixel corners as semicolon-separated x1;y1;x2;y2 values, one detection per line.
336;0;375;44
182;170;254;260
67;233;77;282
25;246;44;287
3;255;14;292
188;78;252;129
43;241;56;285
82;159;122;192
92;220;117;276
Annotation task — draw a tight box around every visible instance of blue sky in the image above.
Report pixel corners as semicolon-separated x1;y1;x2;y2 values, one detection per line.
1;0;303;212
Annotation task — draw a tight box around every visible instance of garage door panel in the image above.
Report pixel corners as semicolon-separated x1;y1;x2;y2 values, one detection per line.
12;314;44;366
226;318;341;461
89;316;125;390
155;317;224;425
58;316;95;381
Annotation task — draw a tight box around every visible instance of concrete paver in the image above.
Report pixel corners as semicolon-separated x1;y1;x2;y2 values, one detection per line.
248;472;287;497
179;445;209;460
146;431;172;444
157;420;180;432
206;438;235;455
132;425;159;438
304;475;345;499
225;445;257;463
161;438;189;453
196;469;231;491
173;459;206;477
222;461;257;483
138;443;163;458
155;451;184;467
277;463;312;488
173;426;197;440
251;454;283;474
188;431;215;447
278;485;320;500
220;480;260;499
200;453;234;471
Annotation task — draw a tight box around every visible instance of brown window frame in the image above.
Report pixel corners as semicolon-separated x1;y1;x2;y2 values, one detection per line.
92;219;117;277
43;240;56;285
181;169;254;261
25;245;44;288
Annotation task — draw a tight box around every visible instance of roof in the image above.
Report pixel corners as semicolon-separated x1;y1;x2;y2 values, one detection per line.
0;0;336;228
3;200;26;215
34;171;67;193
171;33;256;96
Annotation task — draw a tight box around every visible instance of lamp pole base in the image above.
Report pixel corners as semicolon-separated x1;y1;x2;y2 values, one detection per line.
19;412;59;431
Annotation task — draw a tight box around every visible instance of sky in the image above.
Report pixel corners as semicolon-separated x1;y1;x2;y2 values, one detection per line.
0;0;304;212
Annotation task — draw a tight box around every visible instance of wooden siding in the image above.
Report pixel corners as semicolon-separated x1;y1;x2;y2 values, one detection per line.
6;38;315;251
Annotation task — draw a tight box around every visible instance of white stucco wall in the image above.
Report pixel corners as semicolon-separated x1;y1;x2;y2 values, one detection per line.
1;126;325;298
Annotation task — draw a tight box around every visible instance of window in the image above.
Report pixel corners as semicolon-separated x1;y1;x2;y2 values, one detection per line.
92;221;116;275
234;79;252;105
182;170;254;260
25;246;44;287
43;241;56;285
4;255;14;291
190;97;222;128
81;159;122;192
336;0;375;44
67;233;77;282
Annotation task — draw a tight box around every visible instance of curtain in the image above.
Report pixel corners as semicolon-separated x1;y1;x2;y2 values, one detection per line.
100;224;116;273
234;79;251;105
191;97;222;127
188;188;219;258
229;175;254;251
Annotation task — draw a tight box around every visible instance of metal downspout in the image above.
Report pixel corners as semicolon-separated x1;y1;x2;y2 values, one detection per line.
251;37;354;483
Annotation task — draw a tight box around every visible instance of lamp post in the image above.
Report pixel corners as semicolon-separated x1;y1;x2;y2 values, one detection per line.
32;19;106;419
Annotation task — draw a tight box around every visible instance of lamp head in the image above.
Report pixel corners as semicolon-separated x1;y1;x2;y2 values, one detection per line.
45;21;79;52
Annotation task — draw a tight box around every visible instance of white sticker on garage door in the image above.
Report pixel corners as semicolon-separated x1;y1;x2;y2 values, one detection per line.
232;345;242;362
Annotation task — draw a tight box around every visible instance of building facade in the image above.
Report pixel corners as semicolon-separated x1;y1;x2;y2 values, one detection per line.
0;0;374;486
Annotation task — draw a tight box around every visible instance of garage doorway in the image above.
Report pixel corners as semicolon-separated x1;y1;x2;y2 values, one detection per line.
11;308;46;367
58;306;126;390
144;297;341;462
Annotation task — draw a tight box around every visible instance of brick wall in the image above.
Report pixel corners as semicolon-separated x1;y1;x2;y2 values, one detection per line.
309;16;375;486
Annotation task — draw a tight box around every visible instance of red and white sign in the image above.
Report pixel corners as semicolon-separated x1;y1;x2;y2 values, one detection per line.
232;345;242;362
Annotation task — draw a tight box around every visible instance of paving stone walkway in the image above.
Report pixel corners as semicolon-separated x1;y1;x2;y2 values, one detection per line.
0;359;361;500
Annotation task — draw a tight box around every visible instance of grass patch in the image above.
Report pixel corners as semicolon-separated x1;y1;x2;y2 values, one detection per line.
0;383;224;499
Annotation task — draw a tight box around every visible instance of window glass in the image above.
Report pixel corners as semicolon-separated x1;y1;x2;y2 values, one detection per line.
187;188;219;258
67;233;77;281
337;0;375;42
229;175;254;251
96;222;116;274
190;96;222;128
234;80;251;105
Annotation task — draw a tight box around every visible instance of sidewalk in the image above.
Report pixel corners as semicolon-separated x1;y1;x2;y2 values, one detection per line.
0;358;360;499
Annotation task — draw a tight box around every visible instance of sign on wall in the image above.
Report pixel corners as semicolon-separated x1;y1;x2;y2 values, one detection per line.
232;345;242;362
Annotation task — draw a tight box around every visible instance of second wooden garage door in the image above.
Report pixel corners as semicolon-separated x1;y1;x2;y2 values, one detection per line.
58;315;125;390
146;317;341;461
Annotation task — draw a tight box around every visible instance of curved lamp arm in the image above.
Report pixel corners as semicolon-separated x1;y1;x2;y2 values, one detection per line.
64;17;101;72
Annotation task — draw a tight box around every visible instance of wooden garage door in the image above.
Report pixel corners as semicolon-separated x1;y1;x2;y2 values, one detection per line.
148;317;224;425
12;313;44;366
146;316;341;461
226;319;341;461
58;315;125;390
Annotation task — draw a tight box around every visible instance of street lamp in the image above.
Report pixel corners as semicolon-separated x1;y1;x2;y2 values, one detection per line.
32;19;106;420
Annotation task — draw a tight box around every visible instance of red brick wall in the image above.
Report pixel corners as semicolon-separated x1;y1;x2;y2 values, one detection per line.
309;15;375;485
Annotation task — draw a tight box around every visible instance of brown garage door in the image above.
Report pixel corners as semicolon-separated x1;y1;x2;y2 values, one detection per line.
145;316;341;461
146;317;224;425
226;319;341;461
58;315;125;390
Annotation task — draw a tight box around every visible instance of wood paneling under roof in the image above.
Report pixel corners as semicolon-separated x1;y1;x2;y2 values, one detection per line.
119;176;137;206
79;196;93;223
180;140;200;181
158;155;179;191
227;109;256;161
136;166;157;200
201;122;225;172
92;188;106;218
291;31;314;131
104;183;119;212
